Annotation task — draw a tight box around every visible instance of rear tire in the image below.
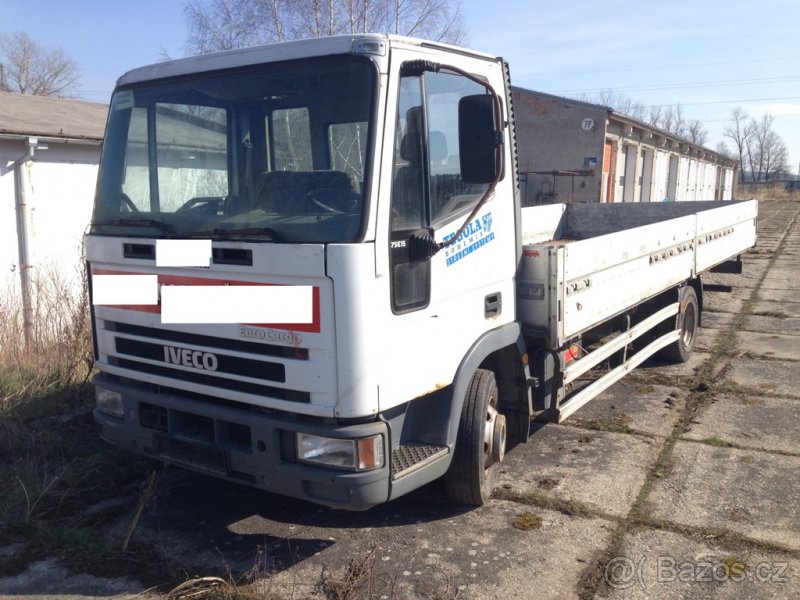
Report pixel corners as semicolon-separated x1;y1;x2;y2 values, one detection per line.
444;369;506;506
660;286;698;363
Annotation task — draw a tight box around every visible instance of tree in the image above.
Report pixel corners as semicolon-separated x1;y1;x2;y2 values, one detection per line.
0;32;80;97
686;119;708;145
722;107;752;182
715;141;734;160
583;90;647;122
723;108;790;182
658;103;687;138
184;0;467;54
750;114;789;182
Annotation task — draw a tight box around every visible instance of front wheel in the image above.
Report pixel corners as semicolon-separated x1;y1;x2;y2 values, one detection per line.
659;286;699;363
444;369;506;506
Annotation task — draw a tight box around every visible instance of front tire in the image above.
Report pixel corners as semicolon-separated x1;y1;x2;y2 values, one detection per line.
444;369;506;506
660;286;699;363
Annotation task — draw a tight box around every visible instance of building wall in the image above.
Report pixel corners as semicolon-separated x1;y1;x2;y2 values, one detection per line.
0;139;100;294
512;88;608;204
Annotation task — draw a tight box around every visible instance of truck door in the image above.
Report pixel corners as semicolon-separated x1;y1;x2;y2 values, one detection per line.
377;57;516;410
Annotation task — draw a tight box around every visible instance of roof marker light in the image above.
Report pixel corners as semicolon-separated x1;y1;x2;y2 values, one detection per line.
353;40;387;56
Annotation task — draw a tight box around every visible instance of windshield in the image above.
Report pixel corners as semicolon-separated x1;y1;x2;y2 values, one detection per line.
92;56;375;243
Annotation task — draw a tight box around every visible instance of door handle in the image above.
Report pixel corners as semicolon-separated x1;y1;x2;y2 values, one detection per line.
485;292;502;318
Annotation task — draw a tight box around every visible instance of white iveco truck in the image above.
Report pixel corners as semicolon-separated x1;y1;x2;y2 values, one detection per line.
87;34;757;509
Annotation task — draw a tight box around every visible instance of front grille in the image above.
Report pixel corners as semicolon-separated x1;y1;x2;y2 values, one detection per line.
108;356;310;403
115;337;285;382
106;321;308;360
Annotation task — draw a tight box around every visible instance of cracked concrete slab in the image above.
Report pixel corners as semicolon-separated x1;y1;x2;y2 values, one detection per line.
704;293;746;314
572;381;686;439
646;441;800;551
261;501;616;600
734;331;800;360
496;424;660;518
749;300;800;319
757;288;800;303
683;394;800;455
742;314;800;335
636;351;709;381
597;528;800;599
760;276;799;292
700;311;736;330
694;325;723;353
725;357;800;398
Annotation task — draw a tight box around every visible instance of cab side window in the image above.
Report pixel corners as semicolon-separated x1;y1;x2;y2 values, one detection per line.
388;67;491;313
425;72;490;226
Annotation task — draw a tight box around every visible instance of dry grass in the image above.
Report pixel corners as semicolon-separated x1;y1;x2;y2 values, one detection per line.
0;263;93;412
0;262;158;581
738;187;800;202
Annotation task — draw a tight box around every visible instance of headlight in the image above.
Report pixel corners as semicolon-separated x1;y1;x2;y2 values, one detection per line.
95;387;123;418
296;433;384;471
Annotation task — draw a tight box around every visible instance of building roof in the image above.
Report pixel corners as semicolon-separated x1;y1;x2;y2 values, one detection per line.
0;91;107;141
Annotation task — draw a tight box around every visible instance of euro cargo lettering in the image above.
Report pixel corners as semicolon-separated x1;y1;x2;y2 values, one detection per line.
163;346;219;371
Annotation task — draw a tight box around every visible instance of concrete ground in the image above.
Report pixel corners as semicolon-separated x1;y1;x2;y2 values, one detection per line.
1;200;798;599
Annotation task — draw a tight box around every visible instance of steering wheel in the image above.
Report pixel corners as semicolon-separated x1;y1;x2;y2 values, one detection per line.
120;193;139;212
176;196;223;214
306;189;358;214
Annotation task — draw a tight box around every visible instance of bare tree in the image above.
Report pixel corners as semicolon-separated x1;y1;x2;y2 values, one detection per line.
724;108;790;182
686;119;708;145
185;0;276;52
658;103;686;138
715;141;734;160
750;114;789;181
0;32;80;97
722;107;752;182
578;91;709;144
184;0;466;54
585;90;647;122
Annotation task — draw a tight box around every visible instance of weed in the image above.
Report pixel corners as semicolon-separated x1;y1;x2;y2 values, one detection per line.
721;556;748;579
321;548;376;600
512;512;542;531
493;486;609;520
537;477;560;490
704;436;733;448
751;310;788;319
577;415;632;434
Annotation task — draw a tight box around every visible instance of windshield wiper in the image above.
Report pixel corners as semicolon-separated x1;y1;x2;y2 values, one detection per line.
195;227;286;242
92;218;175;235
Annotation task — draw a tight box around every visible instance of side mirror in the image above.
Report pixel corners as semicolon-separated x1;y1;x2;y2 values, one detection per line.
458;94;501;184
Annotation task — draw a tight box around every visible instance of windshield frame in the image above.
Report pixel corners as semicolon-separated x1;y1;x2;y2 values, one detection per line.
91;54;379;244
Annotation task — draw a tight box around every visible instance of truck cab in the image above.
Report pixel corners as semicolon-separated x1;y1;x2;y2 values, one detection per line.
88;35;524;509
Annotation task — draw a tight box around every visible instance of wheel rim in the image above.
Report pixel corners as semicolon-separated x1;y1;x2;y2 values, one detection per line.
681;301;696;348
483;397;506;469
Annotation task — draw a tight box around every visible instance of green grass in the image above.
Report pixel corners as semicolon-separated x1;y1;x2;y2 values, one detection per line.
704;436;734;448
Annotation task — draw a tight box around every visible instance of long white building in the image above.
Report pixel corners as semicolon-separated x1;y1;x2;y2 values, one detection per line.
512;88;737;205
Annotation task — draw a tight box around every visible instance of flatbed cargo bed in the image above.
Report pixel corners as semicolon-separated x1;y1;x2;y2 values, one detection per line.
517;200;758;348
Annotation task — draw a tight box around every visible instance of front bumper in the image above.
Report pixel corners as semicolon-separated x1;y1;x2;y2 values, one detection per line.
92;374;390;510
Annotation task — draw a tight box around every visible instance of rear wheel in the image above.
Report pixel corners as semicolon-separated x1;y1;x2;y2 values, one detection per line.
660;286;698;363
444;369;506;506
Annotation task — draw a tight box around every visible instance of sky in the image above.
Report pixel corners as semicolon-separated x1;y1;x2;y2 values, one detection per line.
3;0;799;173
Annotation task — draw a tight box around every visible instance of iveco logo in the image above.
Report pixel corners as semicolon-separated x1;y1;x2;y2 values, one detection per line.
163;346;219;371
